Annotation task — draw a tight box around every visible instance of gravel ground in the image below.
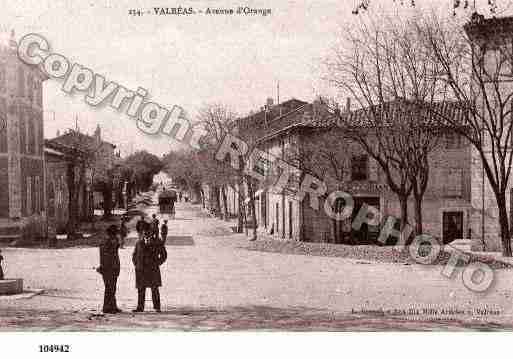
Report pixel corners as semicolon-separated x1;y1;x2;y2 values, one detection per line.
3;198;513;330
245;239;513;270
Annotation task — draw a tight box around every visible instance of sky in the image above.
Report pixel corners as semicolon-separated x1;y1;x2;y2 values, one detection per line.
1;0;510;156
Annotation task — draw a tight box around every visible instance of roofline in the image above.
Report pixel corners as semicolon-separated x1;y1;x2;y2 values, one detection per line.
237;99;308;123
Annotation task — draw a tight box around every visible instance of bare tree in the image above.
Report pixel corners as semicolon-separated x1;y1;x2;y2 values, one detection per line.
196;103;240;222
419;13;513;256
352;0;501;16
324;16;445;235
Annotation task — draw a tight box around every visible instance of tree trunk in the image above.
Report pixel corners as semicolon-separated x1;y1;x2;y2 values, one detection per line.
237;179;244;233
200;188;205;208
102;182;113;219
213;185;222;217
413;195;422;236
66;163;78;239
221;186;229;220
192;183;203;204
398;194;409;231
247;178;257;241
496;192;512;257
77;163;87;222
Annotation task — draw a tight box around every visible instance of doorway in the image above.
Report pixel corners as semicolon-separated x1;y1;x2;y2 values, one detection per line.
350;196;380;244
442;211;463;244
289;201;293;239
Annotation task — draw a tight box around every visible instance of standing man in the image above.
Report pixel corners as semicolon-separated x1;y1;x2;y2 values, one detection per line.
151;214;160;241
0;249;4;280
96;225;122;314
160;220;168;244
132;225;167;313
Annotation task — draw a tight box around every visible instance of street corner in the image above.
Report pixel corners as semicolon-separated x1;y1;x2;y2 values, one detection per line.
0;288;45;301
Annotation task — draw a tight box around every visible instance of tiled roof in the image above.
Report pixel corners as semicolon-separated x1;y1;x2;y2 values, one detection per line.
236;98;308;139
256;99;468;143
49;129;116;151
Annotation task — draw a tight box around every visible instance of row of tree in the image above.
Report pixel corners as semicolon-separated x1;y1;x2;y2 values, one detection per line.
63;142;163;238
164;5;513;257
325;7;513;256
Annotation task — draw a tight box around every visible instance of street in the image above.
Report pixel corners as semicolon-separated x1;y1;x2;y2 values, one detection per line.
1;196;513;331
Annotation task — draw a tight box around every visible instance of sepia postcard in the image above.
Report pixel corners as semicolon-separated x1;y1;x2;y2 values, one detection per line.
2;0;513;356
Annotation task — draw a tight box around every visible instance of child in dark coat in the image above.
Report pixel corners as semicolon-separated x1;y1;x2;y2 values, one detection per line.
160;220;168;243
96;225;121;314
0;249;4;280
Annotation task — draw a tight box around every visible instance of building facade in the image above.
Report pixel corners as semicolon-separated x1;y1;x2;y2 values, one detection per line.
226;98;472;245
464;15;513;251
44;145;70;236
0;31;48;242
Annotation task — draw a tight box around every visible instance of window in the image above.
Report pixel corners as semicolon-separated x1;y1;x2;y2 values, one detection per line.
446;132;463;149
0;65;5;92
18;67;25;97
34;176;40;214
28;114;35;154
26;176;32;216
19;107;25;154
0;99;6;153
351;155;368;181
256;155;271;177
27;74;33;103
35;80;42;106
25;109;30;154
441;168;463;197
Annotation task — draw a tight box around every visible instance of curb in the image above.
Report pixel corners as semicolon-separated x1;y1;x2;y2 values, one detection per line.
0;288;45;300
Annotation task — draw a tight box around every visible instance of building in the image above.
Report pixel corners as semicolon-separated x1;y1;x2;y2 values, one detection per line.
464;15;513;251
227;98;472;244
44;143;71;236
0;31;48;242
48;125;118;218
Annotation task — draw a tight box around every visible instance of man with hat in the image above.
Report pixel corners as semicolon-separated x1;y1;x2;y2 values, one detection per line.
96;224;122;314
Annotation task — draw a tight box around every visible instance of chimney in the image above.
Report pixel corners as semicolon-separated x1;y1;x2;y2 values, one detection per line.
345;97;351;113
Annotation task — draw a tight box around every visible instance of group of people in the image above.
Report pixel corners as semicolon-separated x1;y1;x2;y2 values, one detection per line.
178;192;188;203
96;214;169;314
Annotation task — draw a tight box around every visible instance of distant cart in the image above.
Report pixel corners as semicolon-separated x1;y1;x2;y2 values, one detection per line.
158;189;177;217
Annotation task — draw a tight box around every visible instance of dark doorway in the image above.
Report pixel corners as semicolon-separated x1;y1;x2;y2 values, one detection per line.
442;211;463;244
350;196;380;244
275;203;279;235
289;201;293;239
261;193;267;228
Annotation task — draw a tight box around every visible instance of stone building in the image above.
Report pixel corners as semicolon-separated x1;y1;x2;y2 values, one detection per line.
0;31;48;242
464;15;513;251
49;125;118;218
44;144;71;236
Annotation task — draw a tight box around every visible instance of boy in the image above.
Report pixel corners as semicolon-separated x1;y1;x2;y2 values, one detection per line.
151;214;160;241
0;249;4;280
96;225;121;314
160;220;168;243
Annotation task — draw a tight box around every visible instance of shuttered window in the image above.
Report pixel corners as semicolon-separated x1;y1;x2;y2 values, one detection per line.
351;155;368;181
